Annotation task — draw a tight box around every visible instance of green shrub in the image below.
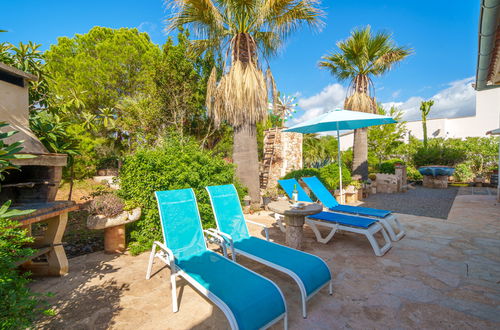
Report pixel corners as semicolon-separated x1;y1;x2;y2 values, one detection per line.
406;166;423;181
412;145;466;167
379;158;405;174
318;163;352;190
0;204;53;328
454;163;474;182
118;138;245;255
282;168;320;181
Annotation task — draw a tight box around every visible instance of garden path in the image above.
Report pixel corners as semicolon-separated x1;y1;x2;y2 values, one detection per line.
31;193;500;329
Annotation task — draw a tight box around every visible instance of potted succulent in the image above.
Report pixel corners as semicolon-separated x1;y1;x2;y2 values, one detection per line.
86;193;141;253
262;187;278;207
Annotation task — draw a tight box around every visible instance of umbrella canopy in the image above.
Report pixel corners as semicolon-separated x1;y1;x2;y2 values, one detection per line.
284;109;397;203
486;128;500;135
284;108;397;133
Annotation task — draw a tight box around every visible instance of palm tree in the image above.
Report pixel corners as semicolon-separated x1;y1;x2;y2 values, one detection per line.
319;26;412;179
165;0;324;202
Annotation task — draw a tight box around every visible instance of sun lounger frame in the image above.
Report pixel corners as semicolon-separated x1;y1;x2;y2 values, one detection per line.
206;186;333;319
146;191;288;330
301;176;405;241
274;213;391;256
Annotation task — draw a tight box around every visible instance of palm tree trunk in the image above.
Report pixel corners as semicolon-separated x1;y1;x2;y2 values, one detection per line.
233;122;260;203
352;127;369;180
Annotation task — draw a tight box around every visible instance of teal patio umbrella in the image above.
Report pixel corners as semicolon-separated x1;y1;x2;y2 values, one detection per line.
284;109;397;203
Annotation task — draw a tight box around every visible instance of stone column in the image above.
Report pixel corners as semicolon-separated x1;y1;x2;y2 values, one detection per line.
285;214;305;250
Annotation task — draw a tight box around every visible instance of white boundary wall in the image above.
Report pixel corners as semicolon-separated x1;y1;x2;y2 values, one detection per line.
338;88;500;150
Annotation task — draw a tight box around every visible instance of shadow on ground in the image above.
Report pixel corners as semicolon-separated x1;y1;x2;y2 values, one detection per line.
32;254;126;329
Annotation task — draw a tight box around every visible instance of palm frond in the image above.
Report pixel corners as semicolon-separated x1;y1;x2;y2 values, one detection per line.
260;0;325;39
208;61;267;127
164;0;225;38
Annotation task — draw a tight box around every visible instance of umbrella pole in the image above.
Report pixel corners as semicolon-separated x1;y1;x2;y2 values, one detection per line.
337;124;344;204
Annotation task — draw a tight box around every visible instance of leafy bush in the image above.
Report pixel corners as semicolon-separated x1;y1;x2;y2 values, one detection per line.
318;163;352;190
0;216;42;329
412;144;466;167
282;168;320;181
378;158;405;174
118;138;245;255
87;193;125;217
454;163;474;182
406;166;423;181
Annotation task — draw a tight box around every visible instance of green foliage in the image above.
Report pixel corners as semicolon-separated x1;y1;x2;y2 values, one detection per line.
379;158;405;174
0;40;49;110
454;163;474;182
118;137;245;255
319;163;352;190
0;127;50;328
0;216;39;329
459;137;499;176
406;166;423;182
412;141;466;167
419;100;434;148
0;123;34;181
303;135;339;168
44;26;161;160
282;168;321;181
29;111;79;156
368;105;407;164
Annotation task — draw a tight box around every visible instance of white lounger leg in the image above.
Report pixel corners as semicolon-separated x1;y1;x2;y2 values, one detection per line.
305;219;337;244
146;242;157;280
275;213;286;233
361;224;392;256
171;272;179;313
385;215;406;241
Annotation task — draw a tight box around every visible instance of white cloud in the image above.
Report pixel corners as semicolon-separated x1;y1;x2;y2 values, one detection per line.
292;84;346;124
291;77;476;126
138;22;157;33
383;77;476;121
391;89;401;99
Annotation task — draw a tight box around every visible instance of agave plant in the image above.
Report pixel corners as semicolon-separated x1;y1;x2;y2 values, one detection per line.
165;0;324;201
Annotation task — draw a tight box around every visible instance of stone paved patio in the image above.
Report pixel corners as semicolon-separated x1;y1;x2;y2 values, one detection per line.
31;193;500;329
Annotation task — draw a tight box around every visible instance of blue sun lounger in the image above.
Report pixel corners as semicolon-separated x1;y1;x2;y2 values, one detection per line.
146;188;287;329
302;176;405;241
278;179;391;256
206;184;332;319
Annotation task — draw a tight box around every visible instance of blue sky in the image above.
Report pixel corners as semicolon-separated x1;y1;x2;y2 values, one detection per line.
2;0;479;122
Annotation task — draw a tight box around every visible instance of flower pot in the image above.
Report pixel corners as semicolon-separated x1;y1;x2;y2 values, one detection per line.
262;196;272;207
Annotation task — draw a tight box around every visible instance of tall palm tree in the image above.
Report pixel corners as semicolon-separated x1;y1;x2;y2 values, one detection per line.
319;26;412;179
165;0;324;202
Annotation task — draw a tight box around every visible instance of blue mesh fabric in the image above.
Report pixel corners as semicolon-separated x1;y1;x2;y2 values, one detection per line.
277;179;313;202
302;176;339;208
331;204;391;218
155;188;286;329
206;185;250;242
207;184;331;296
234;237;331;296
177;251;286;330
302;176;392;218
155;189;207;261
308;211;377;228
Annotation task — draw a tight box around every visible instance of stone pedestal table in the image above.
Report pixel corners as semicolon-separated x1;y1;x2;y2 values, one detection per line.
268;201;322;250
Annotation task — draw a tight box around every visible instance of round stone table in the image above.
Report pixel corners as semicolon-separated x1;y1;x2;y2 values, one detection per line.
268;201;322;250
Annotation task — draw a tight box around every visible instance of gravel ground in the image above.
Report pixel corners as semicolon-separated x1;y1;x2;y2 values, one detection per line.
359;185;459;219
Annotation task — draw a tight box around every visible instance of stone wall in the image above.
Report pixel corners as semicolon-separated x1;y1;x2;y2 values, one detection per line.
263;128;303;189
